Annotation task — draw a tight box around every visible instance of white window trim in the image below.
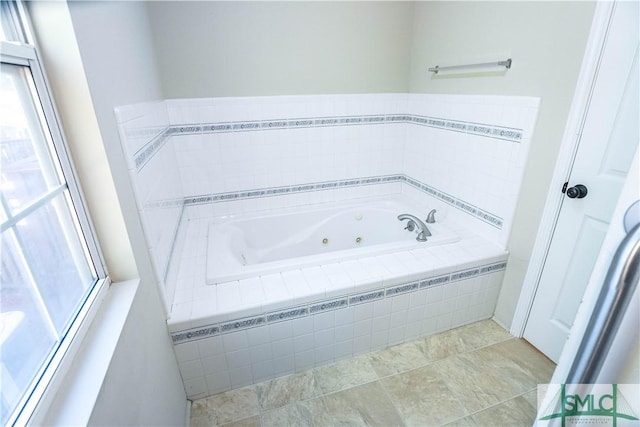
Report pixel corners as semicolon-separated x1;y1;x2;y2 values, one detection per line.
2;2;116;424
25;280;139;427
1;42;108;279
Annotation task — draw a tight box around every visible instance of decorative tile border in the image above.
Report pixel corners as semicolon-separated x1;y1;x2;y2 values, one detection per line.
266;307;309;323
171;260;507;344
220;316;266;332
132;114;523;172
349;290;385;306
407;115;523;141
310;298;348;314
169;114;523;142
451;268;480;282
134;128;171;171
179;174;503;229
401;176;504;228
182;175;403;206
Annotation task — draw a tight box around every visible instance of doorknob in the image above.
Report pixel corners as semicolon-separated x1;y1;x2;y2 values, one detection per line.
566;184;588;199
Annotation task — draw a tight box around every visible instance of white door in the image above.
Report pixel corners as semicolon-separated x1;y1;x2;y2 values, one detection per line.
524;1;639;362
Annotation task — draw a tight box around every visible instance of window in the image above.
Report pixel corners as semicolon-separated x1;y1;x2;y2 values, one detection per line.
1;2;107;425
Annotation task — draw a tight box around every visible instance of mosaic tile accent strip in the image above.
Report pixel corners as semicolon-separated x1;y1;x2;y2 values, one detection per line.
171;326;220;344
182;175;403;206
407;115;523;142
178;174;504;229
480;262;507;275
401;176;504;228
451;268;480;282
310;298;348;314
170;260;507;344
349;290;385;306
169;114;523;143
134;127;171;171
131;114;523;172
386;282;420;296
420;275;450;288
266;307;309;323
220;316;266;333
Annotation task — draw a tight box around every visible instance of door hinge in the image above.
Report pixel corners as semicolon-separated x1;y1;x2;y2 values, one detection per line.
562;182;568;193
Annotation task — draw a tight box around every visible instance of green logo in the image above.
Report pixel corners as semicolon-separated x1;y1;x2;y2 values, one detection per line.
539;384;639;426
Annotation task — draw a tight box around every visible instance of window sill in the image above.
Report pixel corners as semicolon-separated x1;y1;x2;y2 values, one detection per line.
27;279;139;426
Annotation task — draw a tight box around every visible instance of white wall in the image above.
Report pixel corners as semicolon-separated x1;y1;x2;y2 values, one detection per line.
407;1;596;327
28;2;187;425
146;1;415;98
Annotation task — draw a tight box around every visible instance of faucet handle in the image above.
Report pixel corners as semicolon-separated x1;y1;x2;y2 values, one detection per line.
426;209;437;224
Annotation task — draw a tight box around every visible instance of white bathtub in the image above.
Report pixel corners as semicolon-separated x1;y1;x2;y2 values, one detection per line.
206;198;460;284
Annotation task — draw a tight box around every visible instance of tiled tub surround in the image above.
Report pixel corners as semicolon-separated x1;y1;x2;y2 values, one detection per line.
168;195;509;399
113;94;539;400
115;94;539;311
165;93;539;248
115;100;184;305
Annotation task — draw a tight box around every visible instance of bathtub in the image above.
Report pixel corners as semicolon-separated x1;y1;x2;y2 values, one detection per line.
171;194;510;399
206;198;460;285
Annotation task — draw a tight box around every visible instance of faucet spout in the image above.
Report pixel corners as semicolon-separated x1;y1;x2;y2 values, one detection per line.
397;214;432;241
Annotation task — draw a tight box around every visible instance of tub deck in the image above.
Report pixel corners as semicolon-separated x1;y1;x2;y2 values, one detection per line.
168;214;507;335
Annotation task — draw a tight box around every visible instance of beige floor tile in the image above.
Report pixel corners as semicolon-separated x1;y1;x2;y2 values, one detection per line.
414;327;475;362
261;398;332;427
471;394;537;427
190;413;217;427
381;365;468;426
190;386;260;426
255;370;321;411
480;339;555;384
313;355;378;394
414;320;512;363
323;381;405;426
367;342;430;377
428;351;519;413
455;320;513;349
219;416;262;427
442;416;478;426
433;338;554;414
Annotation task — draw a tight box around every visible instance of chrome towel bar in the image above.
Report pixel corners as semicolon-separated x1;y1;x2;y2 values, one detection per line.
428;58;512;74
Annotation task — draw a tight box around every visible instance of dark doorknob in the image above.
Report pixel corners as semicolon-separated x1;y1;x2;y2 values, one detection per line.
566;184;588;199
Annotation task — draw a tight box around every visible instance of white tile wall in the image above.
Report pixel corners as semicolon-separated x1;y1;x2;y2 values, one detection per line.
114;101;183;309
116;94;540;264
173;268;504;399
404;94;539;246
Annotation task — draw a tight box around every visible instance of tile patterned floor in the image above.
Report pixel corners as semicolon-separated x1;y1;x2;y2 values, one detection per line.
189;320;555;427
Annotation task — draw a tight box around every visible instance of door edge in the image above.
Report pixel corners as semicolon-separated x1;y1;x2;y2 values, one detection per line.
510;1;616;338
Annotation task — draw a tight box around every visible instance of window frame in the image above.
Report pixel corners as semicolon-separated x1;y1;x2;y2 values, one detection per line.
1;2;110;425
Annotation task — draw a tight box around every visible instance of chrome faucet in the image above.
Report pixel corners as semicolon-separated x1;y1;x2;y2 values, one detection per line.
398;214;432;242
426;209;437;224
